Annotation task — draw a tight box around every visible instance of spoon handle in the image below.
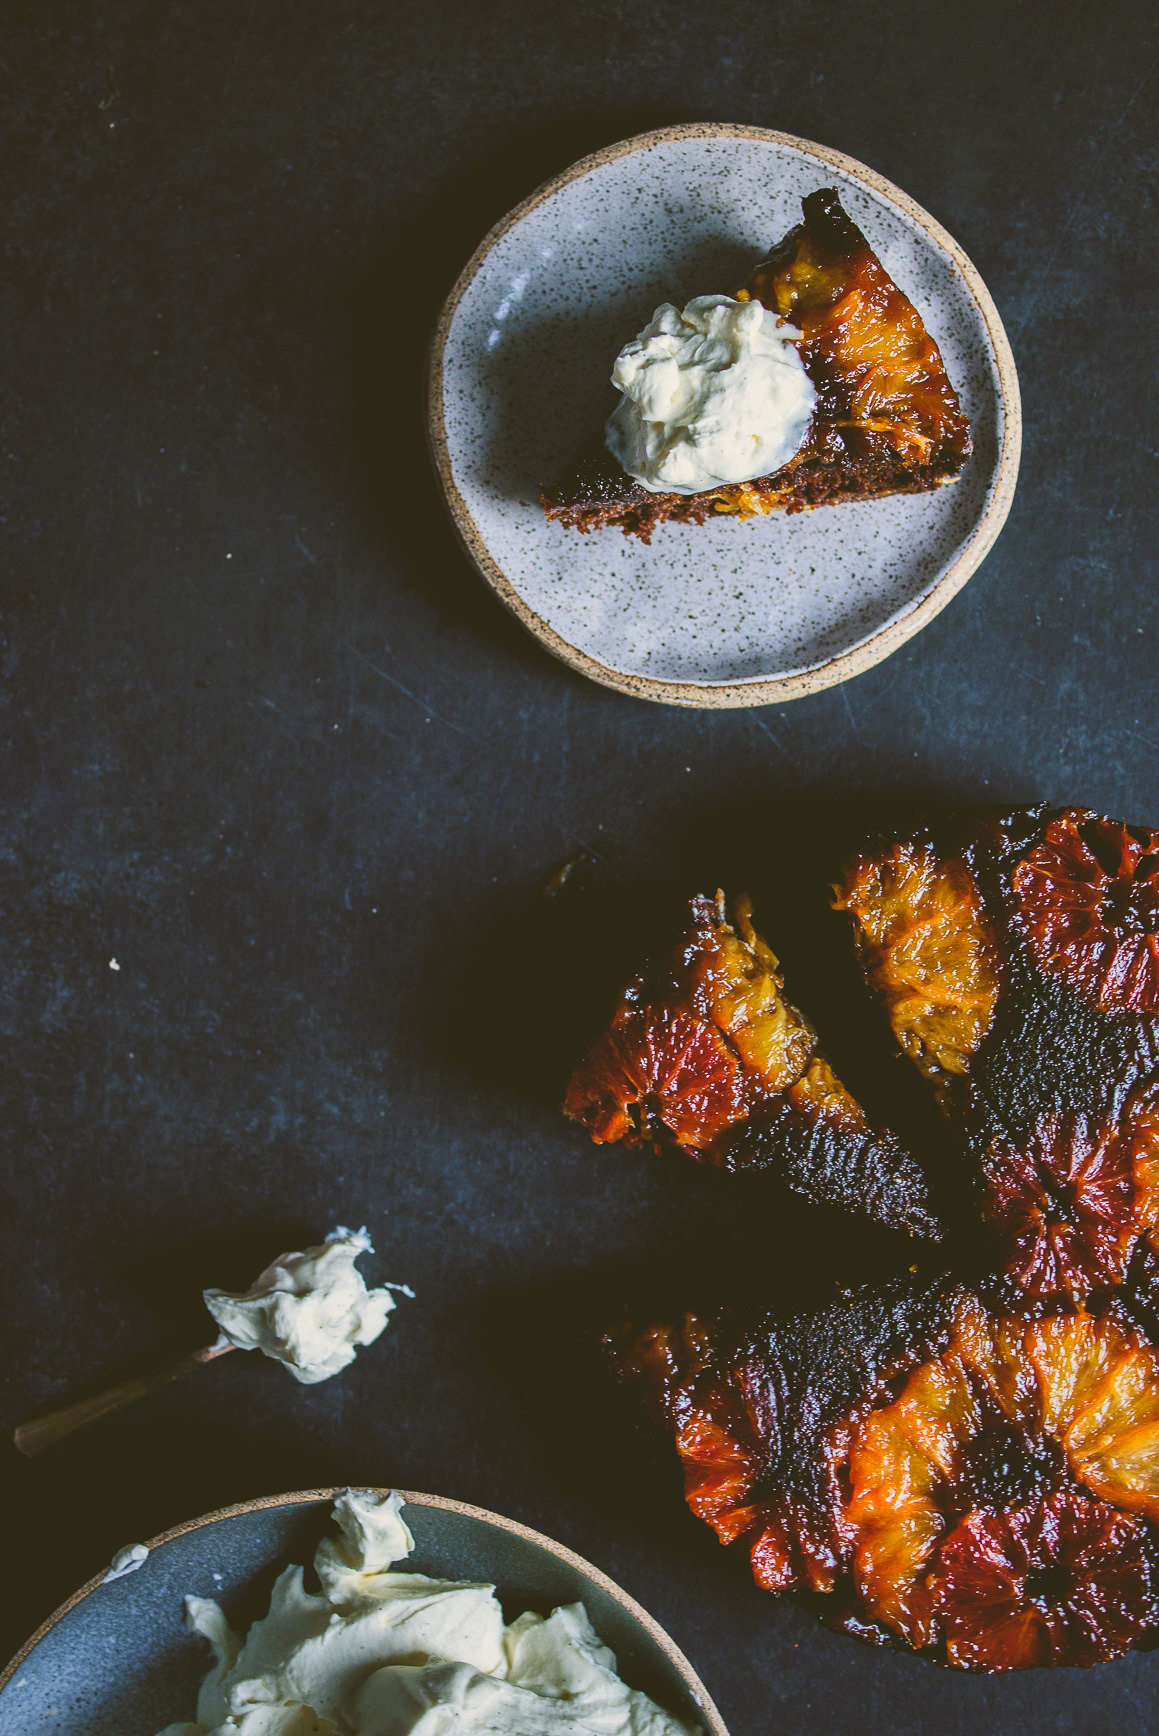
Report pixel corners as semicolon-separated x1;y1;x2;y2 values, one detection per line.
14;1341;236;1458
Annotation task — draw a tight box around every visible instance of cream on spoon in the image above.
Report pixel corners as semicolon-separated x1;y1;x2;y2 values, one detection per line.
14;1226;408;1456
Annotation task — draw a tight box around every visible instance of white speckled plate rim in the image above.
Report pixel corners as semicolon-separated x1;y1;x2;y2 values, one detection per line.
427;123;1021;709
0;1487;730;1736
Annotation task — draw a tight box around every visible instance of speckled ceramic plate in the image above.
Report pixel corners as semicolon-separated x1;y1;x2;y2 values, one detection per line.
0;1487;727;1736
428;124;1020;708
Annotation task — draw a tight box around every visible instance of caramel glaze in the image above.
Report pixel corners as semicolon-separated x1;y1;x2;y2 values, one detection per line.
562;889;940;1239
838;805;1159;1313
541;189;972;542
609;1282;1159;1668
595;807;1159;1669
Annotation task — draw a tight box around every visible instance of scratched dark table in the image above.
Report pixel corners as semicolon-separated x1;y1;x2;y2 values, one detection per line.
3;3;1158;1732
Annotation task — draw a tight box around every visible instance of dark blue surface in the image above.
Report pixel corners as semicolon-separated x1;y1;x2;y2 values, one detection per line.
2;3;1158;1733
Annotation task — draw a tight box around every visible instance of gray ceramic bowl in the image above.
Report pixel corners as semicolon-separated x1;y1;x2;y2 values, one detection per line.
429;123;1021;708
0;1487;728;1735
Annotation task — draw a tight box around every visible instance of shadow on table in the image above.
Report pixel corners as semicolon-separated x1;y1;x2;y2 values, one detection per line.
437;790;968;1110
431;787;1024;1282
341;107;689;669
459;1189;940;1558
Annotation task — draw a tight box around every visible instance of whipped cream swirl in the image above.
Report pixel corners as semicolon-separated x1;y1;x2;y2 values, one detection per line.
157;1489;701;1736
203;1226;406;1384
605;293;815;495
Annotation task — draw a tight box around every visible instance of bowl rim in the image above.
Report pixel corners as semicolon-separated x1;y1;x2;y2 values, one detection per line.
0;1485;730;1735
426;121;1022;709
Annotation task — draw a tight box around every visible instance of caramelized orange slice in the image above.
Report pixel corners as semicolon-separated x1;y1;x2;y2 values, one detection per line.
953;1293;1036;1426
931;1489;1156;1670
687;892;816;1089
846;1349;981;1645
981;1092;1159;1301
833;840;999;1087
1012;811;1159;1015
563;1005;748;1147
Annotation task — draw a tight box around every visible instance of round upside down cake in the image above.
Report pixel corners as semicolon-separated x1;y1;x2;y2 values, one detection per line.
563;805;1159;1670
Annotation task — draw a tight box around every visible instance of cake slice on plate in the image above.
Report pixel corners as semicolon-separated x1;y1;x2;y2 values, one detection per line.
542;189;972;543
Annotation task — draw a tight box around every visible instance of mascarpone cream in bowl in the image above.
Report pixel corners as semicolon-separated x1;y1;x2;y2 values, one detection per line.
158;1491;703;1735
0;1488;727;1736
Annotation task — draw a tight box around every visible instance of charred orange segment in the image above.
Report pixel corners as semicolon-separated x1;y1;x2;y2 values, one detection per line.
786;1054;871;1134
854;1508;945;1648
931;1490;1157;1671
749;1515;798;1594
848;1406;940;1523
1060;1342;1159;1522
689;892;816;1090
1027;1311;1135;1437
563;1005;748;1148
833;840;1000;1084
745;223;852;320
953;1294;1036;1426
933;1503;1053;1670
675;1396;762;1540
890;1354;982;1476
748;1497;845;1597
845;1349;981;1644
609;1314;764;1547
846;1405;943;1645
1012;810;1159;1015
1072;1421;1159;1524
1135;1087;1159;1248
981;1093;1159;1302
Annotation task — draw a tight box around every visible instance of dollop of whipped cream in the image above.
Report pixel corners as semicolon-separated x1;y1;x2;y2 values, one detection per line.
157;1490;700;1736
605;293;816;495
103;1542;150;1583
203;1227;407;1385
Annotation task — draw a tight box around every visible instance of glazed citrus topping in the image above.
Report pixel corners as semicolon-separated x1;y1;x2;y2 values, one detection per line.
846;1349;980;1645
787;1053;871;1134
600;808;1159;1672
610;1314;763;1547
562;1004;748;1147
979;1087;1159;1301
744;207;969;454
564;893;826;1150
1012;810;1159;1014
930;1488;1157;1671
689;892;817;1089
833;840;1000;1083
563;886;938;1235
839;1299;1159;1660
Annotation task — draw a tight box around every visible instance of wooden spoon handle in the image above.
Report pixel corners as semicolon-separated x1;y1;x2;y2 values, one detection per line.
14;1341;236;1458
